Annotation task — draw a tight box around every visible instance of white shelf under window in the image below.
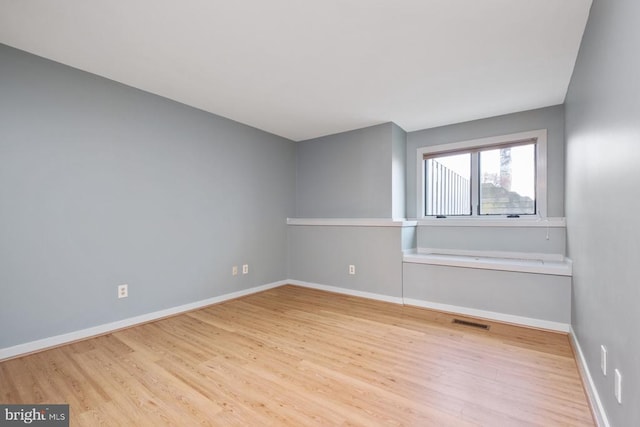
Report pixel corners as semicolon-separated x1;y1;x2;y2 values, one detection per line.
416;216;565;228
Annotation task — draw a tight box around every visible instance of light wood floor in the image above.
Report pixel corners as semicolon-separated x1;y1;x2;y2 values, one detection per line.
0;285;594;426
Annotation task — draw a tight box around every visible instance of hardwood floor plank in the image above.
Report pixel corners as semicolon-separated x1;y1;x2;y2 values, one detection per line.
0;285;594;426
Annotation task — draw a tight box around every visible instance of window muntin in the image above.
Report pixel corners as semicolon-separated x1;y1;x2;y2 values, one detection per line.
421;134;542;218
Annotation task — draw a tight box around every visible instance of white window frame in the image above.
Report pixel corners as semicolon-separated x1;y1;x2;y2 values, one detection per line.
417;129;547;222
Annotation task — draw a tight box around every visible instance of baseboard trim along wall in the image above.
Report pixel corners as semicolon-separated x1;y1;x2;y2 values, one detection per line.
0;280;407;360
289;281;571;335
569;327;610;427
288;280;568;334
0;279;572;361
0;280;288;361
403;298;571;332
287;279;404;304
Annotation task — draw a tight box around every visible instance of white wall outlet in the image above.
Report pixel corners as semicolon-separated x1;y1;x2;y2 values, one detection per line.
242;264;249;275
614;369;622;404
232;266;238;276
348;264;356;275
118;284;128;299
600;345;607;375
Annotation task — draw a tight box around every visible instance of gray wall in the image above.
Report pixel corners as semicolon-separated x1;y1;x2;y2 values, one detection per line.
406;105;566;219
565;0;640;425
295;123;396;218
403;263;571;324
406;106;566;258
288;226;404;298
291;123;409;296
0;44;296;348
391;123;407;219
418;226;565;255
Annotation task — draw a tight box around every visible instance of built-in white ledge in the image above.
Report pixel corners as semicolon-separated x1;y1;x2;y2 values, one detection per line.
417;217;566;228
404;250;572;276
287;218;418;227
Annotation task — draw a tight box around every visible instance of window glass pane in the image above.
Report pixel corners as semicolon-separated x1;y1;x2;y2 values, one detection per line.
425;153;471;216
479;144;535;215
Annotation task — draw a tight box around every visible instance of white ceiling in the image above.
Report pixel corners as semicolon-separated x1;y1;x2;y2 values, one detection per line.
0;0;592;141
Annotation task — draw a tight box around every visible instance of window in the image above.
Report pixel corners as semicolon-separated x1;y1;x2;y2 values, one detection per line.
418;130;547;218
425;152;471;216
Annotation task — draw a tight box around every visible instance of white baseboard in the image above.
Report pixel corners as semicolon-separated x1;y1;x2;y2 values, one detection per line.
402;298;570;332
0;279;574;362
0;280;287;361
569;327;610;427
288;281;569;333
288;280;404;304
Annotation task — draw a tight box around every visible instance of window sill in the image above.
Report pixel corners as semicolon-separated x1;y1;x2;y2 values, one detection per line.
403;251;572;276
287;218;418;227
416;216;565;228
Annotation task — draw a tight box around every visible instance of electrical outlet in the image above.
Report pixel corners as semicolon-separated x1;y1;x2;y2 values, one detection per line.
348;264;356;275
242;264;249;274
118;284;128;299
614;369;622;404
232;266;238;276
601;345;607;375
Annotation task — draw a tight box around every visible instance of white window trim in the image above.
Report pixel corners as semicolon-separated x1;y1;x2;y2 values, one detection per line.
416;129;548;221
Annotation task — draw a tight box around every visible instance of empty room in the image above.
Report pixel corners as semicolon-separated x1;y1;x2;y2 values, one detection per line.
0;1;637;426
